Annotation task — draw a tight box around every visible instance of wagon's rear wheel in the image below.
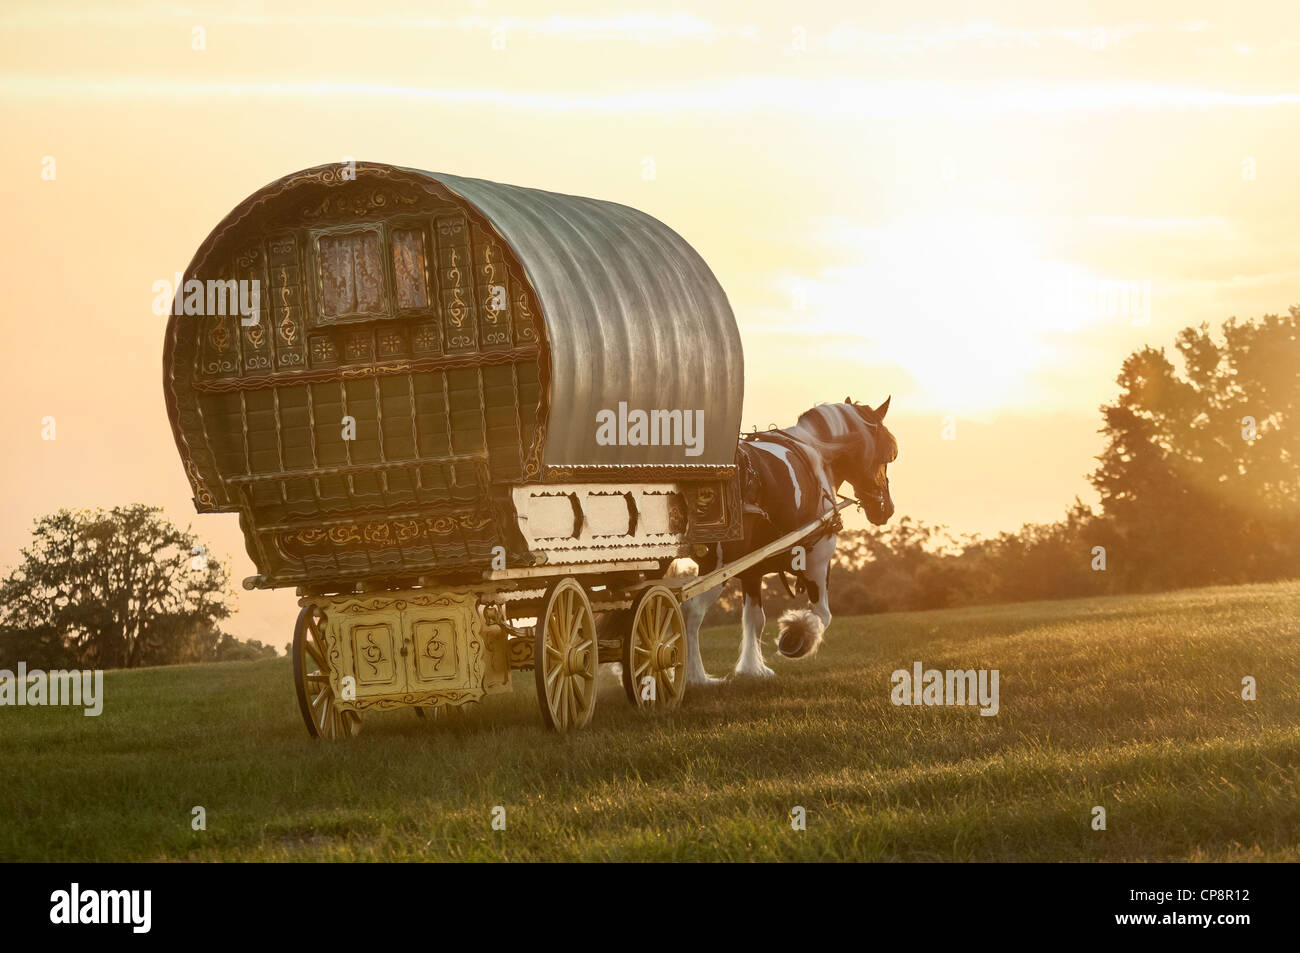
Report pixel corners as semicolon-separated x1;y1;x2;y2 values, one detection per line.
622;585;686;710
534;578;598;733
292;605;361;740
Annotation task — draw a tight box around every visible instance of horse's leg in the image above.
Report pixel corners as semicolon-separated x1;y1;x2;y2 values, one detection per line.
735;574;774;677
681;583;724;687
804;533;837;632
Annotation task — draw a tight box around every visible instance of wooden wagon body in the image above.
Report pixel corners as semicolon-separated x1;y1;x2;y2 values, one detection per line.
164;161;786;736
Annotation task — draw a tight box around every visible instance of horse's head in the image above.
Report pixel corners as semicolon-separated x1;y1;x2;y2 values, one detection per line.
843;396;898;526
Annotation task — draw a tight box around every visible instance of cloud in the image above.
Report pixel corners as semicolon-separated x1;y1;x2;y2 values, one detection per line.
1076;216;1235;234
0;8;753;42
4;73;1300;117
822;19;1212;55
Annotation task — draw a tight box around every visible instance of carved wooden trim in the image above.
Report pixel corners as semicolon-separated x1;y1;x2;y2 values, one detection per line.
189;346;538;394
542;463;737;482
317;587;487;712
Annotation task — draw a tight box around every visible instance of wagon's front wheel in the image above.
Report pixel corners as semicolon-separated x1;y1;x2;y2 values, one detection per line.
292;605;361;740
534;578;598;733
622;585;686;710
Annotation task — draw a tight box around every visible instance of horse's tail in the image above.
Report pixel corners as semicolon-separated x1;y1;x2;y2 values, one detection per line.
777;608;826;659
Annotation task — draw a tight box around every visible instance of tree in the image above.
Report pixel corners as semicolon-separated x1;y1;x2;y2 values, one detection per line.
1090;309;1300;589
0;505;232;669
212;633;278;662
687;311;1299;624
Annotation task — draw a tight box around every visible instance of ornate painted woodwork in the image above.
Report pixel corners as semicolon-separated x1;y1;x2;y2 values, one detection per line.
315;588;487;713
164;163;742;589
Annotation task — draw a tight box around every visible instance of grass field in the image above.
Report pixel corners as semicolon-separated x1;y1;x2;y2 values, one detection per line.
2;580;1298;861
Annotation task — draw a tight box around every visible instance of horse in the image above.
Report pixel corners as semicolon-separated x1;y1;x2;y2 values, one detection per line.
681;397;899;684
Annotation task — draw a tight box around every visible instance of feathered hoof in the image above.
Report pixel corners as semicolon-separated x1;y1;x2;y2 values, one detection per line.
777;609;825;659
687;673;726;688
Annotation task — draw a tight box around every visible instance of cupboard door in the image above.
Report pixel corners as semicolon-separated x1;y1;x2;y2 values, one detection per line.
331;610;407;699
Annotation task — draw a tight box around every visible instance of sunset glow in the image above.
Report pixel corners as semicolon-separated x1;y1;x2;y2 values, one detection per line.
4;0;1299;643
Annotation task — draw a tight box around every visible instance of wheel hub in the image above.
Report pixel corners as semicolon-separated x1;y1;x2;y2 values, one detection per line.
654;642;676;671
564;641;588;675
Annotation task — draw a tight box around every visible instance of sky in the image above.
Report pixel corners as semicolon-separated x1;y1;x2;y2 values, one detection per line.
2;0;1299;646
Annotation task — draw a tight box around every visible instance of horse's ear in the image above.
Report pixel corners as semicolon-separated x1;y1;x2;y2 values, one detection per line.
845;395;853;405
874;396;891;420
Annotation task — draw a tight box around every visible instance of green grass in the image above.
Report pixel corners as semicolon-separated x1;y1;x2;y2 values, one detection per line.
2;581;1298;861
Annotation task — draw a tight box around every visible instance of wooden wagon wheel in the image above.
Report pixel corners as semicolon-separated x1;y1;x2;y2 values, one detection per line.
292;605;361;740
534;578;598;733
621;585;686;710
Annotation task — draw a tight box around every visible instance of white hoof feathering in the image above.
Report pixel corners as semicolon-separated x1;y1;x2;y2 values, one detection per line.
687;673;726;688
598;662;624;693
777;609;825;659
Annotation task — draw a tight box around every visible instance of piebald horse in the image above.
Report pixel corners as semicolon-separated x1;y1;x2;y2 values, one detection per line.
682;398;899;684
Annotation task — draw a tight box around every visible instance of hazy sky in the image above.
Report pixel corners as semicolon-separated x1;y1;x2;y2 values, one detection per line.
3;1;1298;645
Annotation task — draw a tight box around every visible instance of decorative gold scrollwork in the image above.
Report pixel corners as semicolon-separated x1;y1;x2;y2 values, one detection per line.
280;513;495;554
209;316;229;352
185;459;215;508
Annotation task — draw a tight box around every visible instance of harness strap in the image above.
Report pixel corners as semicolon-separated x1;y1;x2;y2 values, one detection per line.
736;441;770;524
738;430;844;549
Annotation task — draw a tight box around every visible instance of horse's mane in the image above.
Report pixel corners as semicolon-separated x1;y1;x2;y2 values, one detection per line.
743;401;895;469
787;402;888;464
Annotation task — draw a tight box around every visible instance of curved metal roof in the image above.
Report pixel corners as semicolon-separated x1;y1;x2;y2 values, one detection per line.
418;169;743;470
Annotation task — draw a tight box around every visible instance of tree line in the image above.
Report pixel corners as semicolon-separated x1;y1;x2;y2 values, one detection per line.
706;308;1300;622
3;309;1296;667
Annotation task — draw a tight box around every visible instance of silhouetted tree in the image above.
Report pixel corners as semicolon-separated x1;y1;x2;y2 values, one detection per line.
212;633;278;661
1091;309;1300;588
0;505;232;669
696;310;1300;624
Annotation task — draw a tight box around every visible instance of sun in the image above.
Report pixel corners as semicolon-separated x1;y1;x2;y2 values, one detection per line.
793;213;1113;415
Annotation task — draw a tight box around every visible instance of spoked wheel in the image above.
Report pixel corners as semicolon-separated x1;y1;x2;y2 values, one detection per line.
292;604;361;740
622;585;687;710
534;577;598;733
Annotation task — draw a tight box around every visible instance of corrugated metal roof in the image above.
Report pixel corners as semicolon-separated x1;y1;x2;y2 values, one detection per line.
417;169;743;470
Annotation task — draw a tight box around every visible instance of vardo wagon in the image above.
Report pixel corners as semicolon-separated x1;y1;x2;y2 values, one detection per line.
164;161;848;737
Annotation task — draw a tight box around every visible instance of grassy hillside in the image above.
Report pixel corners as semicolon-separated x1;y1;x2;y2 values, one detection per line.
2;581;1297;861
